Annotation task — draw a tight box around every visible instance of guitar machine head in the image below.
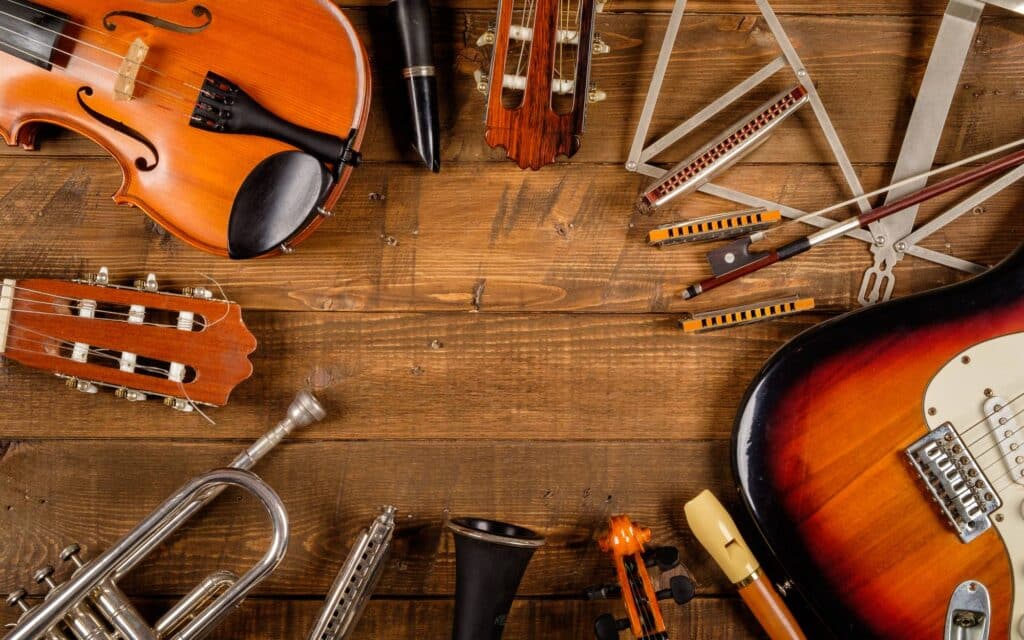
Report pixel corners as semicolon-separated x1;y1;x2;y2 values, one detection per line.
0;267;257;412
584;515;696;640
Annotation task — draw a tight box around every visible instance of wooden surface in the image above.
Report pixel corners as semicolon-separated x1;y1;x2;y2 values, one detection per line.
1;1;1022;638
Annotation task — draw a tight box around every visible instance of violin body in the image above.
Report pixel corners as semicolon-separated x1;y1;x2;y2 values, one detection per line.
0;0;370;258
734;244;1024;638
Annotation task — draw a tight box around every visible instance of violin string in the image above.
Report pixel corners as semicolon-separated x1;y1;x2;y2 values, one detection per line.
1;0;136;46
0;27;195;115
0;6;206;87
627;555;657;635
0;22;193;104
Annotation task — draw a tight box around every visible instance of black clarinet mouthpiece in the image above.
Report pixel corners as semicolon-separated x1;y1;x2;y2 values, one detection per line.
391;0;441;172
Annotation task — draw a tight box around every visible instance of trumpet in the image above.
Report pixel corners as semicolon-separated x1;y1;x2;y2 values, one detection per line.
3;390;326;640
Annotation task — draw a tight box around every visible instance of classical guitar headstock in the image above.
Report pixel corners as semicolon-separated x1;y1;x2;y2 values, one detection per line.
0;267;257;411
473;0;610;169
585;515;695;640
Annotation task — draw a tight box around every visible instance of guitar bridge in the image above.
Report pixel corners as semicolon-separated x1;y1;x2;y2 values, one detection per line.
906;423;1000;543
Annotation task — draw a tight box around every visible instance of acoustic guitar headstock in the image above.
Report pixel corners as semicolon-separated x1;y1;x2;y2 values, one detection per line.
473;0;611;169
0;267;257;411
585;515;695;640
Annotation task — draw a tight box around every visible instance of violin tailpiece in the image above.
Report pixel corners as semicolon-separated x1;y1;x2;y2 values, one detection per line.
190;71;358;168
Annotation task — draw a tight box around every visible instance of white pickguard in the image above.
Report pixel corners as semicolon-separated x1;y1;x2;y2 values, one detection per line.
924;332;1024;639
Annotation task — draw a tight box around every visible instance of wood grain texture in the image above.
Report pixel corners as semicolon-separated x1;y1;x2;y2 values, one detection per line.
0;160;1019;314
0;597;763;639
0;1;1021;637
5;12;1024;168
0;311;814;439
0;440;736;596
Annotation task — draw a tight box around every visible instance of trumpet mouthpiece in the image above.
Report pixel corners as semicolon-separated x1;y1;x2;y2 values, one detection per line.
287;390;326;428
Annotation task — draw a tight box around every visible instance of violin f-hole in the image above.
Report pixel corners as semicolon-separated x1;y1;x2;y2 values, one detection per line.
103;6;212;34
76;87;160;171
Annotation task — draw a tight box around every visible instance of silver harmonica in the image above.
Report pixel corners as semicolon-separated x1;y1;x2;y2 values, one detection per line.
307;506;397;640
640;86;809;211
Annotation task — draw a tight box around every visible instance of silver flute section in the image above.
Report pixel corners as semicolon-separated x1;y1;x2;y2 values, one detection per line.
307;506;398;640
4;390;326;640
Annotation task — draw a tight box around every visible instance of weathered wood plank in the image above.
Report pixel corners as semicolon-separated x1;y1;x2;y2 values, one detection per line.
0;310;813;440
0;597;763;639
5;13;1023;165
0;160;1017;313
0;440;740;596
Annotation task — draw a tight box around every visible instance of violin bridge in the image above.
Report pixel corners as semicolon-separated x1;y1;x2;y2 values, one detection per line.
680;295;815;333
647;208;781;247
114;38;150;101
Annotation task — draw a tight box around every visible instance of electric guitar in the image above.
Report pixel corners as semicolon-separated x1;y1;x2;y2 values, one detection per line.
734;243;1024;638
0;267;256;410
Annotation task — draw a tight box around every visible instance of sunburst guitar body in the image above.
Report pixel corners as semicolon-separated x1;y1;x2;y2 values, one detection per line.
734;244;1024;638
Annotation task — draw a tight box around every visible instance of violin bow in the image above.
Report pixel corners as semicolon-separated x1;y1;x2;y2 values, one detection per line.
682;138;1024;300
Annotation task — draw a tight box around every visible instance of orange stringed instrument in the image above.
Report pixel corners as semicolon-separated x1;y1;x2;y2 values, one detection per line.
0;267;256;410
475;0;608;169
0;0;370;258
586;515;694;640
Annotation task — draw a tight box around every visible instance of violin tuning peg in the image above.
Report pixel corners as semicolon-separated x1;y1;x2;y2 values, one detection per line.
594;613;628;640
656;575;696;606
134;273;158;292
164;397;195;413
643;546;679;571
583;583;621;600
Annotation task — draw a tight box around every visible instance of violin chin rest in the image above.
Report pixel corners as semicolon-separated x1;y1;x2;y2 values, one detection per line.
228;151;333;259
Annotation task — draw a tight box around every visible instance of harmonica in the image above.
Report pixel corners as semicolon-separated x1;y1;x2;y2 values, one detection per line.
679;295;814;333
647;208;782;247
640;86;809;211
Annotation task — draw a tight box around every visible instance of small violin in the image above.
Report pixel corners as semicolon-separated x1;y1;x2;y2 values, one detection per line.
586;515;695;640
0;0;371;258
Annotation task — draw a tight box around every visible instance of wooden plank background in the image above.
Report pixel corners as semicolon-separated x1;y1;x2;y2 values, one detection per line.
2;1;1023;637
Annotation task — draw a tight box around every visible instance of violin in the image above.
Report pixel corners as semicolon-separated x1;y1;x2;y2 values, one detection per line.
0;266;255;409
585;515;695;640
0;0;370;259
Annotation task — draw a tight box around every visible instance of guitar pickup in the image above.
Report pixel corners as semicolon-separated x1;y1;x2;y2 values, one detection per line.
647;208;781;247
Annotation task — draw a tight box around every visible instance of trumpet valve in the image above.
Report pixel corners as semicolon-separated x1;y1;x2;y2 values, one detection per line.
59;544;85;570
6;588;30;612
32;566;58;593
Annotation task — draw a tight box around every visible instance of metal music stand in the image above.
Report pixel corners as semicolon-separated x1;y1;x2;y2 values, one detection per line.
627;0;1024;306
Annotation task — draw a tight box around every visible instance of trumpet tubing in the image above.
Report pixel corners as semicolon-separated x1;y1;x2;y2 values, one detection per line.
3;390;326;640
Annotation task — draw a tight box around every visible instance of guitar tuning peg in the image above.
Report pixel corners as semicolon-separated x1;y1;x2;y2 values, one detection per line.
134;273;158;292
476;29;495;47
164;397;195;413
588;87;607;104
592;36;610;54
181;286;214;300
115;388;147;402
65;377;99;394
473;70;489;95
84;266;110;286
